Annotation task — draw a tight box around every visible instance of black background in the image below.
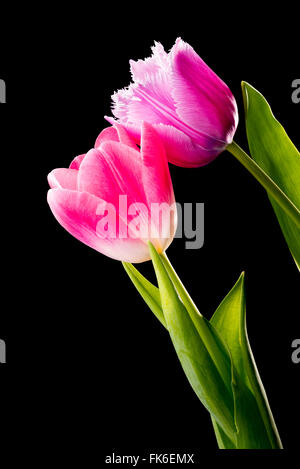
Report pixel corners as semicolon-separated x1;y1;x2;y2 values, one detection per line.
1;6;299;462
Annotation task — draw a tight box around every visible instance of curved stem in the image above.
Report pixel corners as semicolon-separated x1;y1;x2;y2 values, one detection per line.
227;141;300;229
160;251;202;319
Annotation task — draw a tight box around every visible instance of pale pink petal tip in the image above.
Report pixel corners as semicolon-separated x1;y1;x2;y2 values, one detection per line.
48;168;78;190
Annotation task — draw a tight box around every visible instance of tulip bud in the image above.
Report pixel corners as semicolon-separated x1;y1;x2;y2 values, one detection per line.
47;122;177;262
106;38;238;168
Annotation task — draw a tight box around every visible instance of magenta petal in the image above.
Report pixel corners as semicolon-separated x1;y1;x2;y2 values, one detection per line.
171;38;238;145
140;122;177;247
106;38;238;168
105;117;141;144
152;123;218;168
99;141;146;205
94;126;119;148
113;123;138;149
69;153;86;170
111;83;170;127
95;124;139;150
78;145;145;207
47;188;104;251
140;122;174;205
48;168;78;190
47;188;151;262
78;148;116;201
98;141;151;238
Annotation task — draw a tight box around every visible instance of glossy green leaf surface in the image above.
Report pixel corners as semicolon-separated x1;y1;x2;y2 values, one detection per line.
148;243;237;441
210;273;282;448
211;415;236;449
123;253;282;448
242;81;300;269
124;259;237;444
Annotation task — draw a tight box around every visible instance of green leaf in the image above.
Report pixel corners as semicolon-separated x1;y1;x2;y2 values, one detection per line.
211;416;237;449
160;256;233;391
242;81;300;269
122;262;166;327
148;243;237;442
123;254;282;447
123;259;237;447
210;273;282;448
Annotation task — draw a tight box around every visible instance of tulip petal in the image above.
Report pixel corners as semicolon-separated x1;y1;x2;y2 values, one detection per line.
114;123;139;149
101;142;153;240
105;116;141;144
77;148;119;205
78;145;145;206
95;124;137;150
140;122;173;205
106;117;216;167
47;188;151;263
47;168;78;190
110;43;179;128
94;126;119;148
140;122;177;245
109;42;179;132
171;38;238;146
111;84;168;126
129;42;175;110
78;145;151;243
130;42;169;82
97;142;146;204
48;188;104;252
69;153;86;170
152;123;218;168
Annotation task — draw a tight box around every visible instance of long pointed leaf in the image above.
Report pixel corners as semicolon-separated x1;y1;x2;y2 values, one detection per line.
122;262;166;327
211;416;237;449
148;243;237;441
242;81;300;269
210;273;282;448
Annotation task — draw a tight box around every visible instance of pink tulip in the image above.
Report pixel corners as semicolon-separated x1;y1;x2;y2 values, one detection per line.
47;122;177;263
106;38;238;168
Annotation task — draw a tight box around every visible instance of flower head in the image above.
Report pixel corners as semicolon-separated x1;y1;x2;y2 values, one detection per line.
47;123;177;263
106;38;238;167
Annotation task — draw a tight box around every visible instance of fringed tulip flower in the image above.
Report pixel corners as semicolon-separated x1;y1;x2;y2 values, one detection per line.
47;122;177;263
106;38;238;168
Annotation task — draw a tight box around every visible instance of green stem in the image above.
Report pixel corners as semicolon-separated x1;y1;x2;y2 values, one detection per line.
160;252;202;318
160;251;234;397
227;141;300;229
